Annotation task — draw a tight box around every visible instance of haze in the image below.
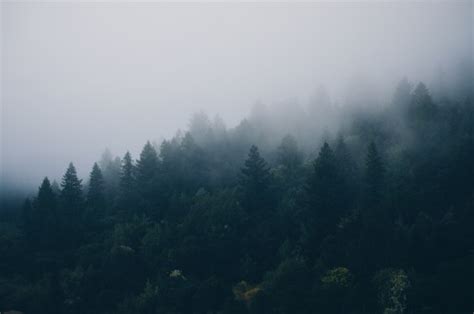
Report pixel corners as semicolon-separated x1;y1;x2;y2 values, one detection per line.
1;1;472;192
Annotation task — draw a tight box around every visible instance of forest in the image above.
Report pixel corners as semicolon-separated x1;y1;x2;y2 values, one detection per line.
0;78;473;314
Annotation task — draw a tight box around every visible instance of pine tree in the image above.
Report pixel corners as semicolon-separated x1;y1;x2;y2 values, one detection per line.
120;151;135;195
411;82;437;121
277;134;302;171
239;145;271;212
181;132;208;191
392;78;412;111
31;177;60;248
307;142;343;229
87;163;105;209
136;141;159;186
99;149;122;202
118;151;138;213
365;142;385;208
58;163;84;246
334;136;357;209
136;141;160;207
60;162;84;228
37;177;57;211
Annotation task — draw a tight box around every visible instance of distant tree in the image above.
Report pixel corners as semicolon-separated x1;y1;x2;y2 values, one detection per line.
37;177;57;211
136;141;159;186
334;136;358;210
61;163;84;210
99;149;122;202
189;111;213;146
307;142;344;233
119;152;136;202
334;136;356;180
35;177;59;242
60;163;84;243
51;180;61;195
87;163;105;210
136;142;160;212
277;134;303;171
365;142;385;208
392;78;412;111
239;145;271;212
411;82;437;121
25;178;58;248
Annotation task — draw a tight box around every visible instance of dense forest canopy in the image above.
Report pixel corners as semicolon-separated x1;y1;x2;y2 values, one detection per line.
1;74;473;313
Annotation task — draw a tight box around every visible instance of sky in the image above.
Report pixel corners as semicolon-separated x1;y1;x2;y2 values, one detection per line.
1;1;472;190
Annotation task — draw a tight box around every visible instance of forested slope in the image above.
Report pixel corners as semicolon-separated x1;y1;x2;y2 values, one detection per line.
1;80;473;314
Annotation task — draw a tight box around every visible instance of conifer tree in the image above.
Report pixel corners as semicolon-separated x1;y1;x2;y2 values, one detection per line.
120;151;135;195
334;136;357;208
60;162;84;229
392;78;412;111
118;151;138;213
411;82;437;120
37;177;57;211
365;142;385;208
239;145;271;212
136;142;160;207
87;163;105;209
307;142;343;229
136;141;159;186
277;134;302;171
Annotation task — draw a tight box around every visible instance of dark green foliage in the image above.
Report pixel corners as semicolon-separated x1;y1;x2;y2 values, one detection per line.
277;134;303;172
60;162;84;212
87;163;105;210
392;78;412;111
117;151;137;216
59;162;84;246
306;143;346;234
411;82;437;121
365;142;385;208
3;80;473;314
136;141;159;188
239;145;272;212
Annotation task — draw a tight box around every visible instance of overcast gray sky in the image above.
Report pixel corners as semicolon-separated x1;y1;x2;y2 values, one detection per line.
1;1;472;189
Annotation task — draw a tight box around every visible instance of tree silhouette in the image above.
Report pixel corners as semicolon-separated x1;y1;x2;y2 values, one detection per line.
307;143;344;235
87;162;105;210
239;145;271;212
365;142;385;208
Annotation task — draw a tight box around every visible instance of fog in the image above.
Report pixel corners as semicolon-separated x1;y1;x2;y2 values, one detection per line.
1;1;472;192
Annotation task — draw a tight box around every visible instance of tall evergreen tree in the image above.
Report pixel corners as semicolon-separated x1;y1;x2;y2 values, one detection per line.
87;163;105;210
180;132;208;191
60;163;84;239
239;145;271;212
411;82;437;121
29;178;59;248
136;141;159;186
277;134;303;172
99;149;122;202
120;151;135;195
334;136;357;209
37;177;57;211
118;151;138;214
136;142;160;210
392;78;412;111
365;142;385;208
307;143;344;231
61;163;83;208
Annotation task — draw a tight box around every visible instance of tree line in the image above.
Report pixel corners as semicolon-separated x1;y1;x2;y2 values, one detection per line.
0;80;473;313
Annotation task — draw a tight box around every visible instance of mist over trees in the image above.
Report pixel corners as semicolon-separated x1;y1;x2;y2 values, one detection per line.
1;73;473;314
